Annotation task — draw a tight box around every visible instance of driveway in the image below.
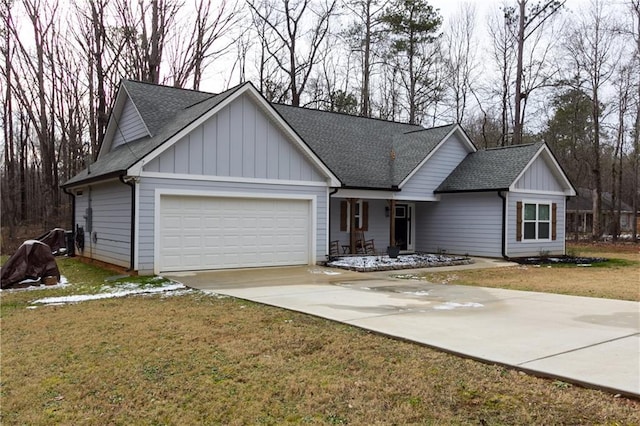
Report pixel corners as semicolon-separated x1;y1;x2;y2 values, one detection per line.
168;264;640;397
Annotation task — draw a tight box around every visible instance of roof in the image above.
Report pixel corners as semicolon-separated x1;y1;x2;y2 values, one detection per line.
273;104;457;188
65;81;243;186
64;80;461;189
567;188;634;212
436;142;544;193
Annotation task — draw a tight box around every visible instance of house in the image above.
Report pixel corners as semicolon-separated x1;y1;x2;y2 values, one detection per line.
63;80;576;274
566;188;636;235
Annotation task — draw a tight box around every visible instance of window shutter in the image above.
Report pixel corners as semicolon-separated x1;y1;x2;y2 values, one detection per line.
552;203;557;240
340;201;347;231
361;202;369;231
516;201;523;242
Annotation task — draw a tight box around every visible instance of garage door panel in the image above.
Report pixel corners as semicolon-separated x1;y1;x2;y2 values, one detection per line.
159;195;311;271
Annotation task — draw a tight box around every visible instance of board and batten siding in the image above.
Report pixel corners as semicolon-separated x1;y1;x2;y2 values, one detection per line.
415;193;503;257
136;177;329;274
400;133;471;198
513;155;563;192
72;180;132;268
143;93;324;182
111;96;148;150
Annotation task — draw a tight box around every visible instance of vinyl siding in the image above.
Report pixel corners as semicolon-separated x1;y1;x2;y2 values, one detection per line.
143;93;325;182
506;192;566;257
72;181;131;267
415;193;503;257
514;155;564;192
112;97;148;149
137;177;329;274
401;133;471;198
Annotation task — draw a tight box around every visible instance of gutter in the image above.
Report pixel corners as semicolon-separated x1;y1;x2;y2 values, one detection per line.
498;191;509;260
119;175;136;272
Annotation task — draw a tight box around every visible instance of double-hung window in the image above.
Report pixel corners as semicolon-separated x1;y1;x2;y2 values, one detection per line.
523;203;551;240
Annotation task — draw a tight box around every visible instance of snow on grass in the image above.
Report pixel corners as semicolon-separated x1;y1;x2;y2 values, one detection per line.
0;276;69;292
32;279;187;306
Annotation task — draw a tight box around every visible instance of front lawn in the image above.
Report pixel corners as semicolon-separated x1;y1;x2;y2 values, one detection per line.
407;243;640;301
1;255;639;424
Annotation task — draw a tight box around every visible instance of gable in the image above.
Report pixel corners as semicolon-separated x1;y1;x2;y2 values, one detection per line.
143;93;325;182
111;96;149;150
400;130;473;199
512;147;575;195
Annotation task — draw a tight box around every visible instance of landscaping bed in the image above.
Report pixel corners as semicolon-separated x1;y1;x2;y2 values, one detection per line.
327;253;472;272
513;255;607;266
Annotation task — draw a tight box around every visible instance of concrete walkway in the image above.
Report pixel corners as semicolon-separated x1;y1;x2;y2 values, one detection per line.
169;263;640;398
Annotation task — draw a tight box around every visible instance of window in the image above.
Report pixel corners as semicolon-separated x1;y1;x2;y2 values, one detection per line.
523;203;551;240
340;200;368;232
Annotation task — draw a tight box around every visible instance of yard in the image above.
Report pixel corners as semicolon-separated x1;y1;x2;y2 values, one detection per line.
1;244;639;424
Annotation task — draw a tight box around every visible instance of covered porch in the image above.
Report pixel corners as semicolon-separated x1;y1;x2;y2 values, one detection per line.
329;193;433;256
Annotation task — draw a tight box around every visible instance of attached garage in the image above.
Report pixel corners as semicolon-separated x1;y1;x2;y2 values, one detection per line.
158;194;313;272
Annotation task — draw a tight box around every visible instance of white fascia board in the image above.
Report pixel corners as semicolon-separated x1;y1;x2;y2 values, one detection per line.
509;144;577;196
99;83;150;160
331;188;438;201
245;86;341;187
398;125;476;188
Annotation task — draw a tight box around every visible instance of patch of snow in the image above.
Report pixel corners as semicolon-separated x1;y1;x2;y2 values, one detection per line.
308;268;342;275
433;302;484;310
402;290;431;296
32;283;186;305
327;253;471;272
1;276;69;293
164;272;197;277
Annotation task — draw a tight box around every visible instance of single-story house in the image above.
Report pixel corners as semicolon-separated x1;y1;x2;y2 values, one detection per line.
566;188;636;235
63;80;576;274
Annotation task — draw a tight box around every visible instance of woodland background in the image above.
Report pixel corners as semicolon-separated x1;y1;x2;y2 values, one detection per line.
1;0;639;251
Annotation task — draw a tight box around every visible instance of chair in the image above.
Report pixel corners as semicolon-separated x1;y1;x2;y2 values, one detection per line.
329;240;340;256
355;231;376;255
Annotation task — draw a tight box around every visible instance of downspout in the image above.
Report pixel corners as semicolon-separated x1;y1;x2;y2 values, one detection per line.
119;175;136;272
498;191;509;259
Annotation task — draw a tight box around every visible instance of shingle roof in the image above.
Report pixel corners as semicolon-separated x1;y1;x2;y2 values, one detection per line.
436;142;543;193
64;81;243;186
273;104;456;188
567;188;634;212
64;80;459;189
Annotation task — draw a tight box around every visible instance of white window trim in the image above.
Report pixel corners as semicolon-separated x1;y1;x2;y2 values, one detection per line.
346;200;363;232
522;201;552;242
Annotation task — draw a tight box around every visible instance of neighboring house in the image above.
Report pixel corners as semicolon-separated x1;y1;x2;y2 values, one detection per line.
566;188;635;235
63;80;576;274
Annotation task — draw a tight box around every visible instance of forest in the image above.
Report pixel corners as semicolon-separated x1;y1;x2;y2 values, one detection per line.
1;0;639;245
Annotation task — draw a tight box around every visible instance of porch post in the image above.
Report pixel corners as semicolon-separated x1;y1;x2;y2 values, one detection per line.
349;198;357;254
389;199;396;248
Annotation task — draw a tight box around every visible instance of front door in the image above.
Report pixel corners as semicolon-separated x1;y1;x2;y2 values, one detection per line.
394;203;415;252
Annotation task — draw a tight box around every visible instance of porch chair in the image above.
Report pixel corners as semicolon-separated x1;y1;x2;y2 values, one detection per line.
329;240;340;256
355;231;376;255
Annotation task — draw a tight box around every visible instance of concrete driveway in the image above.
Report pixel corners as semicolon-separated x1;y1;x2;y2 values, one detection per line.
168;264;640;397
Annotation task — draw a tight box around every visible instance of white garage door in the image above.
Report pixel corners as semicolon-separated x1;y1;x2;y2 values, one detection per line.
159;195;311;272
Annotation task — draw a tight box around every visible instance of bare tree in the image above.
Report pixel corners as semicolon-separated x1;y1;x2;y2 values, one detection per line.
247;0;337;107
565;0;619;239
488;4;516;146
441;2;477;123
631;0;640;241
343;0;388;117
508;0;565;145
168;0;240;90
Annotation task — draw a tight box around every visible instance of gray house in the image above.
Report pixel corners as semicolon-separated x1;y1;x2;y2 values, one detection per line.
63;80;576;274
